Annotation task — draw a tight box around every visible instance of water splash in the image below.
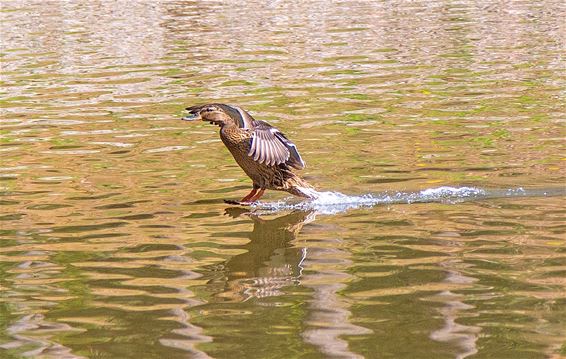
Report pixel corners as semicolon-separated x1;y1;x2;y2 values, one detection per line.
252;186;565;215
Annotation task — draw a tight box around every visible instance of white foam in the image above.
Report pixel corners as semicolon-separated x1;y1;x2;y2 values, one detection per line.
295;186;321;199
250;186;566;215
252;186;488;214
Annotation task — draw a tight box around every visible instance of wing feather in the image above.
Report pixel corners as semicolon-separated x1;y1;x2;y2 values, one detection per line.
254;137;261;161
266;138;273;164
259;137;266;164
247;120;306;169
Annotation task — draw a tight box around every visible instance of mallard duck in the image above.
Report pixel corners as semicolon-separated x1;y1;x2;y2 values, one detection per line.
181;104;318;204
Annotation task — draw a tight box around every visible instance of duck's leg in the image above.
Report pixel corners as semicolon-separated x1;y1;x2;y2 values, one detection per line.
224;186;259;206
248;188;265;202
240;188;258;202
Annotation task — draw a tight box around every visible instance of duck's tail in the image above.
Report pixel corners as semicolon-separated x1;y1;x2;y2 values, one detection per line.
284;175;320;199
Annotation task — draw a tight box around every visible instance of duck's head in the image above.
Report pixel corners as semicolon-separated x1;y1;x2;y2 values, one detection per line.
182;104;252;128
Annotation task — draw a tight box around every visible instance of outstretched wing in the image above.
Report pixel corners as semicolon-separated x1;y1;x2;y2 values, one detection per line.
247;120;306;169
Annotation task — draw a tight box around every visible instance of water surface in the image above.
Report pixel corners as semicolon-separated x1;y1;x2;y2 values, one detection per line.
1;1;565;358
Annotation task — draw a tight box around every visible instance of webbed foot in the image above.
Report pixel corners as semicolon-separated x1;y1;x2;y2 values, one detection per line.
224;199;251;206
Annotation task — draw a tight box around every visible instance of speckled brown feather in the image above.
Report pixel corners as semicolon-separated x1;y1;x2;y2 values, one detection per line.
183;104;318;199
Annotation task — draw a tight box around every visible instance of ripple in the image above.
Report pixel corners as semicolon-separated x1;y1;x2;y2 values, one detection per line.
1;1;564;358
145;145;192;153
41;149;100;155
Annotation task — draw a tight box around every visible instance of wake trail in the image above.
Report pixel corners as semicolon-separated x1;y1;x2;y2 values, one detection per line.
251;186;565;214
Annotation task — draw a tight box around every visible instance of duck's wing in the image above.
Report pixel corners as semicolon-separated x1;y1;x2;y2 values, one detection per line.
247;120;306;169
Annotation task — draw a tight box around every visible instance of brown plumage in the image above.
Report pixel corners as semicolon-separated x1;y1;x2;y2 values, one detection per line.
181;103;318;203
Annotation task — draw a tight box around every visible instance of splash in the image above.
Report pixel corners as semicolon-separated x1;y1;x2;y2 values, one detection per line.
251;186;564;215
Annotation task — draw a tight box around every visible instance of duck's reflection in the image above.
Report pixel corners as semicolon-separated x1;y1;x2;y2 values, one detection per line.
213;208;370;358
217;208;316;301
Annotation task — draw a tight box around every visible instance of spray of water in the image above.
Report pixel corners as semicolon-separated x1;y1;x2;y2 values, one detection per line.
251;186;564;215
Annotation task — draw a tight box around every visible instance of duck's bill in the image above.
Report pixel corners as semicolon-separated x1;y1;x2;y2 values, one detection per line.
181;113;200;121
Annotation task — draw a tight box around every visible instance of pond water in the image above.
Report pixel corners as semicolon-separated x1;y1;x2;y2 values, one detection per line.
1;1;565;358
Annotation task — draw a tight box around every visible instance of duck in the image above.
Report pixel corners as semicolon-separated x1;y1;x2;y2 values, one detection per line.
181;104;319;204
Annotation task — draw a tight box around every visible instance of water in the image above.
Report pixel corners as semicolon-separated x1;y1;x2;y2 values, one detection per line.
1;1;565;358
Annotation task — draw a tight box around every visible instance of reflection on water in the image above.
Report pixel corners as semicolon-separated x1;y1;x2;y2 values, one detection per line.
2;313;84;359
189;208;371;358
300;226;373;359
1;0;565;358
428;262;481;359
216;208;315;302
